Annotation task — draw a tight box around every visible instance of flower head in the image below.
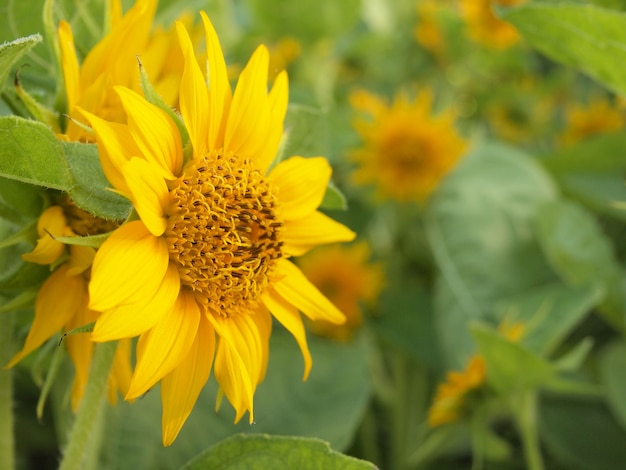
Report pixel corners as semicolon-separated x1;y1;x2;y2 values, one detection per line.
5;201;131;410
81;12;355;445
298;242;383;341
460;0;522;49
559;97;626;147
414;0;445;58
350;89;467;202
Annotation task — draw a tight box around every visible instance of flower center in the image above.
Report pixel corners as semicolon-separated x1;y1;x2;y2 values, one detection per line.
164;152;283;316
59;196;121;236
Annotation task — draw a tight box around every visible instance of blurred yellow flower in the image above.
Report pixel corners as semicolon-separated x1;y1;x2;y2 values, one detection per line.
58;0;202;141
81;12;355;445
4;201;131;411
460;0;523;49
414;0;445;58
350;89;467;202
298;242;384;341
268;37;302;80
428;321;524;427
559;97;626;146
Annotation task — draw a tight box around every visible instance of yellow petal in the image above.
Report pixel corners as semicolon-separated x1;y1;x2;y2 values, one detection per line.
5;265;85;368
282;211;356;256
161;314;215;446
89;221;169;311
22;206;67;265
115;86;182;179
200;11;232;149
272;259;346;324
126;291;200;399
92;264;180;342
270;157;330;220
224;45;270;158
175;21;209;158
255;69;289;171
58;21;80;113
123;158;169;236
261;289;311;380
66;245;96;276
78;108;139;194
65;299;98;410
110;339;133;400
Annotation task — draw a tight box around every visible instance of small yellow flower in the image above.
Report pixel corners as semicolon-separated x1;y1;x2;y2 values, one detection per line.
350;89;467;202
5;202;131;411
415;0;445;58
81;12;355;446
268;37;302;80
298;242;384;341
428;321;524;427
559;97;626;146
460;0;523;49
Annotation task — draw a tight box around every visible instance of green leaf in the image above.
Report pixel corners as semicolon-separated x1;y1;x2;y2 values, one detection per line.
535;199;626;331
0;116;70;189
471;322;555;394
539;132;626;222
504;3;626;95
599;341;626;431
495;282;603;357
0;289;37;314
426;142;557;367
62;141;132;220
0;34;42;89
53;232;111;248
102;330;371;469
320;180;348;210
181;434;377;470
552;338;594;372
540;394;626;470
59;321;95;342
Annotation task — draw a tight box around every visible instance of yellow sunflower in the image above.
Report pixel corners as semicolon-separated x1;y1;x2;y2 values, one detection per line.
80;12;355;446
414;0;445;58
298;242;383;341
559;97;626;147
58;0;201;141
5;201;131;410
350;88;467;203
460;0;523;49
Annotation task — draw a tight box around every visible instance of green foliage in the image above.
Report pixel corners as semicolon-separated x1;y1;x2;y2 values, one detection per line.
504;3;626;95
0;35;42;89
182;434;377;470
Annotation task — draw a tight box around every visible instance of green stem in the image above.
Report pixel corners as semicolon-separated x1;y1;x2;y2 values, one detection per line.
515;391;545;470
0;312;15;470
58;341;116;470
390;354;409;470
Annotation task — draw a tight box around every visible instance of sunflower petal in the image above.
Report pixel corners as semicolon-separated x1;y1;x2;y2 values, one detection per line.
115;86;182;178
92;263;180;341
123;158;169;236
270;157;331;220
272;259;346;324
89;221;169;311
65;301;98;410
200;11;232;149
126;291;200;399
255;69;289;171
58;21;80;113
176;21;209;158
22;206;67;265
161;314;215;446
282;211;356;256
5;265;85;368
262;289;311;380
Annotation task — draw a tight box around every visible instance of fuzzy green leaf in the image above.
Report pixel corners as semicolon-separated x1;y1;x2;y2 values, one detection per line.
320;180;348;210
182;434;377;470
0;34;42;89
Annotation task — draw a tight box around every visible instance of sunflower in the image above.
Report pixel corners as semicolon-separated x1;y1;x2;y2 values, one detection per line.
459;0;523;49
58;0;201;141
350;88;467;203
559;97;626;147
414;0;445;58
297;242;383;341
80;12;355;446
5;201;131;410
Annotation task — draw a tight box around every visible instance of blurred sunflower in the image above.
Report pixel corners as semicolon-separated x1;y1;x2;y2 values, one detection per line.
350;89;467;203
559;97;626;147
58;0;203;141
80;12;355;445
428;321;525;427
414;0;445;59
460;0;524;49
5;199;131;411
297;242;384;341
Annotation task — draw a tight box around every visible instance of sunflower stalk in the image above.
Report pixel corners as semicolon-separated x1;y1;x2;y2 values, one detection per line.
59;341;116;470
0;312;15;470
513;390;544;470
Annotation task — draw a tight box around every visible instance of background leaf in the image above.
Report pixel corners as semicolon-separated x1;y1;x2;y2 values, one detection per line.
0;34;42;89
598;341;626;431
181;434;377;470
504;3;626;95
